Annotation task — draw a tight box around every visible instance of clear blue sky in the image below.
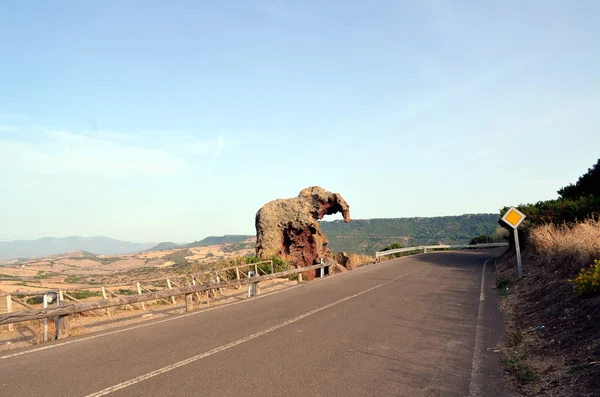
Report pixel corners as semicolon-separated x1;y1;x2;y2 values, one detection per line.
1;1;598;243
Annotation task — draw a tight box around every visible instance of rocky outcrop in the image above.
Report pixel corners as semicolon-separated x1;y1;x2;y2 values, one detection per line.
335;252;354;270
255;186;351;279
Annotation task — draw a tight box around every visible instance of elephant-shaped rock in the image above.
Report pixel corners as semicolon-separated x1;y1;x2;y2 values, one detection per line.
255;186;351;280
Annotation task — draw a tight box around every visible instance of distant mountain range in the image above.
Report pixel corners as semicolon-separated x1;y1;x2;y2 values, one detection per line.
0;237;156;259
147;235;254;252
0;235;256;260
0;214;501;259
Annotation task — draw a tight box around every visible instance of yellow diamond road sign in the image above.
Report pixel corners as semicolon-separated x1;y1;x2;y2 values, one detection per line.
502;207;526;229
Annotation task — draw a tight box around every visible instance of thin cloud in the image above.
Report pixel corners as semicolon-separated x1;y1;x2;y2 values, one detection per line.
0;124;18;133
207;135;225;179
258;4;309;24
422;0;461;35
475;150;491;157
213;135;224;160
390;40;565;126
0;127;184;178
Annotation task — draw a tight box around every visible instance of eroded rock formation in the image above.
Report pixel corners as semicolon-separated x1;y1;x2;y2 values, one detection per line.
255;186;351;279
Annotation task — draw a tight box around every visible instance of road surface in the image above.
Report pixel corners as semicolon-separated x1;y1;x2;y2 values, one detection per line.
0;250;512;396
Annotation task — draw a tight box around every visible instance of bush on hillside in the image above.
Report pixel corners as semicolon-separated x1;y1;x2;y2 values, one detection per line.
558;159;600;200
500;158;600;226
470;234;490;245
570;260;600;295
244;255;290;274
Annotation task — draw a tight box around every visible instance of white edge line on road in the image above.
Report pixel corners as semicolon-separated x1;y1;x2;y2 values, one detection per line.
1;250;492;361
1;281;303;360
468;256;492;397
83;271;414;397
0;252;412;361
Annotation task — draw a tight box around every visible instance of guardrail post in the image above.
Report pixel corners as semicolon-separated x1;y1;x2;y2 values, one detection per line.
298;270;303;283
247;270;257;297
270;260;274;274
6;295;13;332
136;282;146;310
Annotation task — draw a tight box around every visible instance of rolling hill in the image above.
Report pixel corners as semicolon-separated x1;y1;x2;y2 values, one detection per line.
0;214;500;259
320;213;500;254
0;237;156;259
147;235;254;252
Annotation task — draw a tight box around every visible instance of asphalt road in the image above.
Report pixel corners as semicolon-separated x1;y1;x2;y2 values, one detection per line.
0;250;513;397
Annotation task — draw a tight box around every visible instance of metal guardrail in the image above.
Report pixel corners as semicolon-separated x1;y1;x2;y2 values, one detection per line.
375;242;509;259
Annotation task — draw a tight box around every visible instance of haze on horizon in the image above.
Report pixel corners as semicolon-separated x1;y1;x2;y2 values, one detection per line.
1;1;598;243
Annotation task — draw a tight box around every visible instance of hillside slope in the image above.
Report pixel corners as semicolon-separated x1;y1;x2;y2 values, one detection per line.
320;213;499;254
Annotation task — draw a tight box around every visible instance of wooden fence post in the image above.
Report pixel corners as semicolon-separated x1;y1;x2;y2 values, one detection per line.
166;279;176;304
270;260;274;274
101;286;111;317
185;294;193;312
298;271;303;283
58;290;64;302
56;315;69;339
191;277;201;302
214;272;224;295
137;282;146;310
6;295;13;332
42;294;48;342
236;267;240;281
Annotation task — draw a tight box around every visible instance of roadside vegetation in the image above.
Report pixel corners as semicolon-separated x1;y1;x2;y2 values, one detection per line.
496;158;600;396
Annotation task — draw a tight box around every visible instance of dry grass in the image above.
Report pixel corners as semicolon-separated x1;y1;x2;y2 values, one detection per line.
16;319;57;344
529;218;600;275
348;254;375;269
496;218;600;396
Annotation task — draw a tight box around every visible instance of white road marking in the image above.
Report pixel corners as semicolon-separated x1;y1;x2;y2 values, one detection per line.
1;283;301;360
83;271;417;397
468;256;492;397
0;255;409;361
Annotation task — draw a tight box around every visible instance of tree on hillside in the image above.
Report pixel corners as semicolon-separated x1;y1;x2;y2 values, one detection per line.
558;158;600;200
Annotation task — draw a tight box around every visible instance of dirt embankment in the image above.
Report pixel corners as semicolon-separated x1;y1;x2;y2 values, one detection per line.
496;220;600;397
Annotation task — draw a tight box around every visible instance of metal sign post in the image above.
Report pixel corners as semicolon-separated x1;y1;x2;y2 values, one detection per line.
501;207;527;278
513;228;523;278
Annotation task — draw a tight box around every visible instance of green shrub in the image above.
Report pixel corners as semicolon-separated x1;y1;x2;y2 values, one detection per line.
501;354;538;382
115;288;137;295
26;296;43;305
569;260;600;294
470;235;490;245
496;276;513;298
245;255;290;274
67;290;101;299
